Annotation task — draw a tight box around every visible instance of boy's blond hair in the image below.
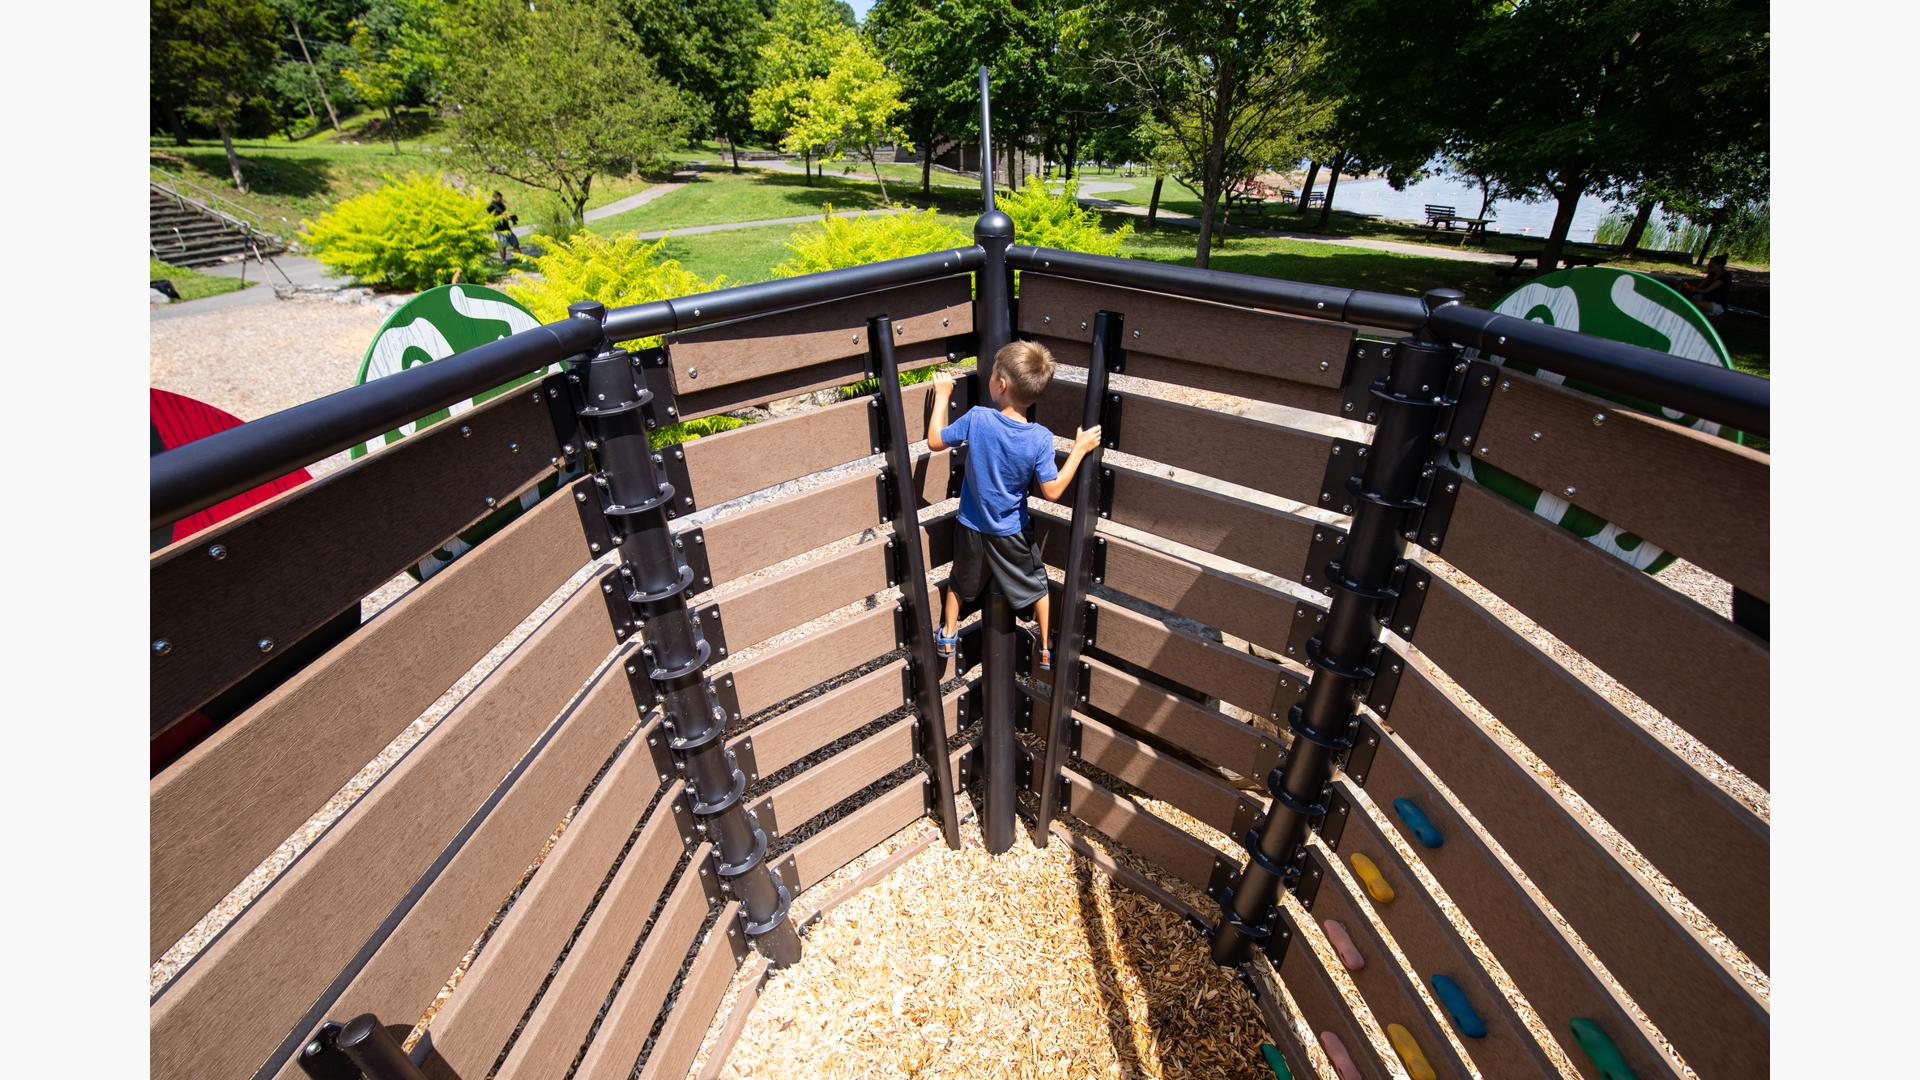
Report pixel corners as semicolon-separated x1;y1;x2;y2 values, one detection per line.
992;340;1056;406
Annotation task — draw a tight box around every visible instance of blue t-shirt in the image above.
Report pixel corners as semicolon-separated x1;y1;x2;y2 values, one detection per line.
941;406;1058;536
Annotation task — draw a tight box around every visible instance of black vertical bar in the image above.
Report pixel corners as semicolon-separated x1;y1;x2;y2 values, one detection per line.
972;64;1020;854
1211;290;1464;966
335;1015;427;1080
869;316;963;849
1031;310;1121;844
562;301;801;966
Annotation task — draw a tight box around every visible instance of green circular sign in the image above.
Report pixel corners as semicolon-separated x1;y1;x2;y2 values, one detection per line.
351;284;577;580
1452;266;1736;574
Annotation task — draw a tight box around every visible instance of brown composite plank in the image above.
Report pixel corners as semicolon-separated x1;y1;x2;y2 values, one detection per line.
1325;792;1562;1078
1342;748;1670;1080
731;660;907;780
150;585;617;1080
1053;770;1226;893
1085;594;1301;718
637;905;749;1079
710;515;950;655
489;794;695;1080
725;605;900;719
1469;370;1769;597
683;379;963;506
1072;713;1260;837
1440;479;1769;786
150;488;589;962
668;276;972;392
1036;334;1348;417
1034;381;1334;508
425;755;675;1080
1016;273;1352;392
1099;463;1318;584
151;389;561;729
542;855;719;1080
1033;509;1313;659
265;661;645;1080
754;718;917;836
1388;670;1768;1076
1083;656;1279;781
778;775;928;894
1301;847;1475;1079
1414;578;1769;968
1275;905;1393;1080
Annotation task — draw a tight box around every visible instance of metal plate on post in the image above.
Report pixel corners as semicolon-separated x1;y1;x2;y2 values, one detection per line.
1343;712;1387;788
543;372;584;465
1317;438;1368;517
1319;787;1355;851
598;566;637;641
1362;647;1407;724
676;527;715;597
1299;525;1348;599
1340;340;1394;424
1285;602;1327;664
1442;359;1500;454
572;475;614;557
1381;564;1431;645
695;602;730;661
710;671;742;725
655;443;697;519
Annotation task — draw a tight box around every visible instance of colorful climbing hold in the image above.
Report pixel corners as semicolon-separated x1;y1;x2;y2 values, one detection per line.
1392;797;1444;848
1350;851;1396;903
1318;1031;1362;1080
1260;1042;1295;1080
1322;919;1365;971
1386;1023;1438;1080
1569;1018;1641;1080
1430;974;1487;1038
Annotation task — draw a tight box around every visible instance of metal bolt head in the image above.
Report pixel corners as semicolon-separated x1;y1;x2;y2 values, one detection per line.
1499;380;1511;391
1531;431;1543;441
1479;375;1492;387
152;639;172;656
485;496;498;508
1318;361;1330;371
688;367;699;380
1131;329;1141;339
575;491;588;502
563;444;576;455
509;441;521;453
207;544;227;560
1592;413;1607;425
258;637;275;653
460;425;472;437
1331;445;1342;456
590;542;602;552
1343;403;1355;413
1564;486;1578;497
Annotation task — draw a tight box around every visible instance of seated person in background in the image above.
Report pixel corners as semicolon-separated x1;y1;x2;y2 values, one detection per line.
1683;254;1732;315
487;190;521;259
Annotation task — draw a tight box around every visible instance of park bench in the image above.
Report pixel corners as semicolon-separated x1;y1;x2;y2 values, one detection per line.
1425;203;1458;228
151;200;1770;1079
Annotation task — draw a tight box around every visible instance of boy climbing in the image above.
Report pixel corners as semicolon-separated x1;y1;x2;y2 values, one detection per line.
928;341;1102;671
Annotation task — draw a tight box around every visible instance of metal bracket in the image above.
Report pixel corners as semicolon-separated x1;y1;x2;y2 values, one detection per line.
1440;358;1500;455
621;650;662;713
1284;602;1328;664
1343;711;1387;788
953;679;983;730
654;443;697;519
1016;690;1035;734
1295;846;1329;911
676;528;715;597
1088;536;1109;586
1319;788;1355;851
598;566;638;641
693;602;730;661
945;450;967;500
1363;646;1407;722
1380;563;1431;644
1316;438;1368;516
542;372;585;466
1339;340;1395;424
1095;466;1117;520
1299;525;1348;599
1099;392;1125;450
883;537;902;589
867;396;888;455
875;468;898;527
1079;600;1100;651
572;476;615;558
709;671;741;726
1017;747;1034;790
956;745;978;790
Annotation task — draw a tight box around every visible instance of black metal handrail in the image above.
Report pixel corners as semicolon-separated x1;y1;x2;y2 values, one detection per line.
1005;244;1770;437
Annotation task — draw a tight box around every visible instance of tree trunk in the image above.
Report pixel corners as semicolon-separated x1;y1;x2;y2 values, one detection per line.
1619;197;1656;255
1477;178;1497;219
1065;127;1080;180
1296;160;1320;215
724;131;740;172
921;122;934;197
1317;151;1348;229
290;15;341;133
803;148;812;185
168;106;192;146
385;105;400;154
1539;172;1588;273
572;174;593;225
217;120;248;191
869;147;890;205
1147;176;1164;226
1695;220;1719;265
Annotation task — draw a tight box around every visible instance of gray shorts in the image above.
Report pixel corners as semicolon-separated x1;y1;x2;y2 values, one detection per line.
952;523;1048;610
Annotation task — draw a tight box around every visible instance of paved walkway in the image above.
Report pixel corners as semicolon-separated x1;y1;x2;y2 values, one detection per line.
1080;195;1511;265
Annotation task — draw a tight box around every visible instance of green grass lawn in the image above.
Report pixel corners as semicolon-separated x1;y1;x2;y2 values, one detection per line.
149;256;254;302
1118;223;1508;308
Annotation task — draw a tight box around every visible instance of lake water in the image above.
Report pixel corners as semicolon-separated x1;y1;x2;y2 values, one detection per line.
1324;175;1626;243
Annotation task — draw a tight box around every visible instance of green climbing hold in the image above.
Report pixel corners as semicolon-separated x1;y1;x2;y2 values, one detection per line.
1569;1017;1640;1080
1260;1042;1294;1079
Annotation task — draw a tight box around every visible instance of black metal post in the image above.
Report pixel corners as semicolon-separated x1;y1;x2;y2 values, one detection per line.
1031;310;1120;844
1211;290;1464;966
564;301;801;966
869;315;964;849
297;1015;426;1080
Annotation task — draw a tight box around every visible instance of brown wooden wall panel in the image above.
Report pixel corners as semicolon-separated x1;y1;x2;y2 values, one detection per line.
1340;753;1669;1080
1033;509;1313;659
547;853;717;1080
732;660;906;780
668;276;972;392
1318;810;1559;1078
1073;713;1259;838
1054;770;1226;893
1441;480;1769;786
1300;847;1475;1079
150;489;589;962
1275;906;1393;1080
755;718;917;836
725;604;902;719
1470;370;1769;597
714;538;892;653
1415;579;1769;968
1037;335;1347;417
266;664;645;1080
1086;595;1300;719
1017;273;1353;392
490;794;694;1080
682;379;963;507
1388;671;1768;1076
150;586;616;1080
637;904;750;1079
151;388;562;730
427;758;676;1080
1034;381;1334;509
1083;657;1279;782
1101;464;1318;583
778;773;929;894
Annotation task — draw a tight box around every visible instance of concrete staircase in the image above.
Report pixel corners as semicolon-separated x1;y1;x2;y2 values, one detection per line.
149;181;287;268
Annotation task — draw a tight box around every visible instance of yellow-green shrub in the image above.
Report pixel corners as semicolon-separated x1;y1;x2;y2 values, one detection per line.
1001;176;1130;256
773;207;970;277
300;174;499;291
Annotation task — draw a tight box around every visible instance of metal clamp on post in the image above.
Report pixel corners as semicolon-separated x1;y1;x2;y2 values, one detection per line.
1211;290;1464;967
297;1015;428;1080
556;301;800;966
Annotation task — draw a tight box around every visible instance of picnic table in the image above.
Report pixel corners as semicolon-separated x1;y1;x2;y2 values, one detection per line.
1498;249;1606;278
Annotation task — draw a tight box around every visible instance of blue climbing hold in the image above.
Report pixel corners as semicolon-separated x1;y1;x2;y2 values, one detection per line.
1430;974;1487;1038
1393;798;1444;848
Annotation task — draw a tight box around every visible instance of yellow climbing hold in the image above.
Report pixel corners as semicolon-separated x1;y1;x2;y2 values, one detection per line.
1350;851;1395;903
1387;1023;1437;1080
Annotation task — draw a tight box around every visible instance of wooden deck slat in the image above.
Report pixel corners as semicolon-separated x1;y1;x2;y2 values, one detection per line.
151;488;588;961
1052;771;1226;893
725;605;903;720
1071;713;1259;837
150;585;617;1080
777;776;929;895
731;660;907;780
1083;656;1279;781
754;718;917;836
1084;595;1300;719
637;903;749;1079
1036;334;1348;417
150;389;561;729
1097;462;1318;584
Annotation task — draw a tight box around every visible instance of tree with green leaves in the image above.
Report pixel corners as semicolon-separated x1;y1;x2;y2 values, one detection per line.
342;0;446;153
865;0;982;198
786;29;913;203
271;0;357;133
441;0;698;225
152;0;281;190
622;0;773;171
750;0;859;185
